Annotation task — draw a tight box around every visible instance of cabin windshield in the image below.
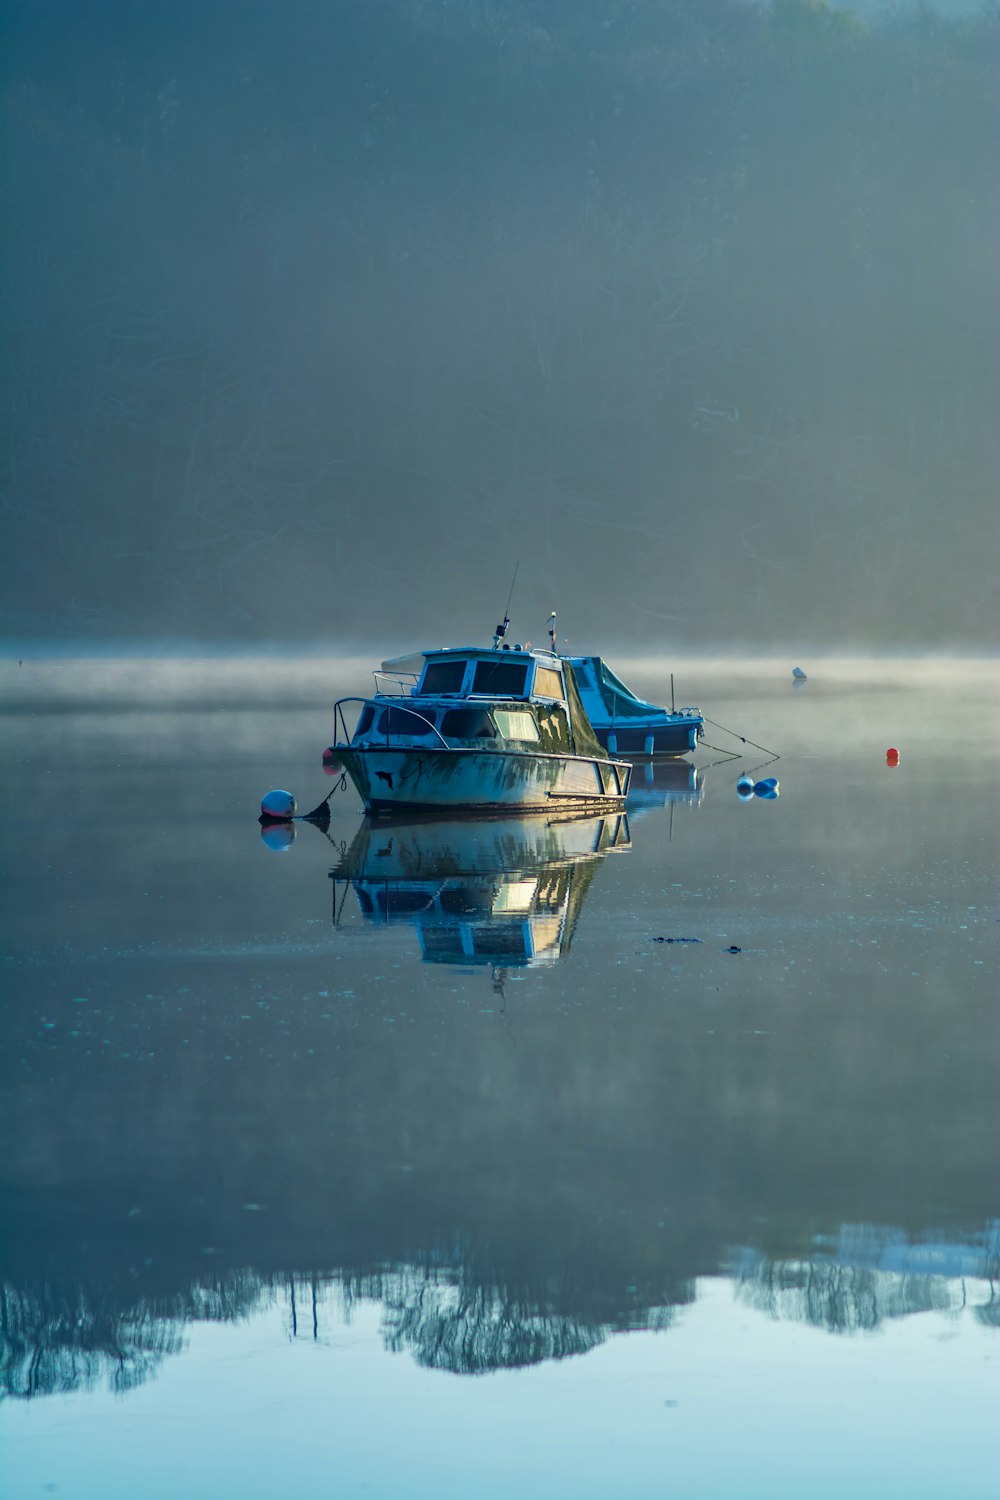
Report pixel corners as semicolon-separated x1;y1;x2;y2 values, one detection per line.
533;665;564;699
374;707;438;737
441;708;496;739
470;660;528;697
493;709;540;742
418;660;467;695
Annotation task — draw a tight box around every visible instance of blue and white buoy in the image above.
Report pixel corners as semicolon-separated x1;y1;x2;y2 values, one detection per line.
260;788;296;821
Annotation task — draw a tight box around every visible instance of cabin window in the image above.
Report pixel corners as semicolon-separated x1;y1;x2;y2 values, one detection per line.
492;879;538;913
355;704;376;737
375;889;436;916
420;930;465;961
418;660;467;694
493;709;540;742
440;887;492;916
375;706;437;737
471;926;530;959
533;666;564;699
471;660;527;697
441;708;496;739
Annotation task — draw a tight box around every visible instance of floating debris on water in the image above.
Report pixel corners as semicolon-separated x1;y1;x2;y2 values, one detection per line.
650;937;703;945
726;945;743;953
792;666;808;681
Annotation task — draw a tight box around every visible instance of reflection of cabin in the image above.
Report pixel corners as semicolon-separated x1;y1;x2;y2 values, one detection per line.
331;811;629;968
626;761;704;818
353;861;599;967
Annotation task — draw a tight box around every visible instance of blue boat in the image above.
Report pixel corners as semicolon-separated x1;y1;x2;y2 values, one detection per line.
332;645;631;815
563;656;704;758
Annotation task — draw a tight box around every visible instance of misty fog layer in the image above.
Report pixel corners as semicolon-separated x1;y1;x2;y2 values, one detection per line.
2;1;997;649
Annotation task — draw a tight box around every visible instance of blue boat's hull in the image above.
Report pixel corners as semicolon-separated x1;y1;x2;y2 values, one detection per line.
592;721;701;758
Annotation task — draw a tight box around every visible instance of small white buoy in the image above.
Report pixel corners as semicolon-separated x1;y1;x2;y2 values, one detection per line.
792;666;807;681
261;788;296;820
260;822;296;852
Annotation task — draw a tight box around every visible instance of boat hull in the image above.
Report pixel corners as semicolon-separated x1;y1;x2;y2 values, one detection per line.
337;745;630;814
594;721;701;758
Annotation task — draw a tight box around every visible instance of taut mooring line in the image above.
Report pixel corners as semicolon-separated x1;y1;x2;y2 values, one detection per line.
701;716;779;760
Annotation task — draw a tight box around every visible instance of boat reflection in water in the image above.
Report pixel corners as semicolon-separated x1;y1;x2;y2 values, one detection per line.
625;760;705;821
329;810;630;972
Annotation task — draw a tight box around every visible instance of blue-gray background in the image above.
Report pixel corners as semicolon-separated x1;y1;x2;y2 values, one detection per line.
2;0;997;651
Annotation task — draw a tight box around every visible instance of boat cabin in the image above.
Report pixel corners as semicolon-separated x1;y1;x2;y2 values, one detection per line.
347;647;600;756
412;647;567;704
332;644;631;812
564;654;704;757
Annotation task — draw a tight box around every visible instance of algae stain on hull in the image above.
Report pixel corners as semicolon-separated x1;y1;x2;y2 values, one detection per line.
339;747;619;813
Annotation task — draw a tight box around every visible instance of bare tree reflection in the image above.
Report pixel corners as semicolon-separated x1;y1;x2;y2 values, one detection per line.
0;1272;267;1399
733;1226;1000;1335
5;1221;996;1399
734;1259;955;1334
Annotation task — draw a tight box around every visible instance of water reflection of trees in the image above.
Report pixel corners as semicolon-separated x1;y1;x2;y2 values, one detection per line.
376;1275;611;1373
6;1226;997;1399
2;1283;183;1397
1;1272;268;1399
0;1265;667;1396
734;1260;959;1334
345;1267;678;1376
733;1226;1000;1335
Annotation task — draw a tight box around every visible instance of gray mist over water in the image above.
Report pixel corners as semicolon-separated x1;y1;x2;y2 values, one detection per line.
1;655;998;1498
2;0;997;653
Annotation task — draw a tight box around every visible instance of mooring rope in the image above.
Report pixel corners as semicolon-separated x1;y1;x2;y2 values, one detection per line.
701;717;779;759
303;772;349;820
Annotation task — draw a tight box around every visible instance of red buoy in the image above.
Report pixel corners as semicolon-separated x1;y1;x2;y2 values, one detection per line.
886;748;900;767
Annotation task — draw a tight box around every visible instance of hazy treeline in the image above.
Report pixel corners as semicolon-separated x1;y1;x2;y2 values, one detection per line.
2;0;997;648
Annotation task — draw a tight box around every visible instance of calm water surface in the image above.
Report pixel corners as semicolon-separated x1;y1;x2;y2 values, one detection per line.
1;657;997;1499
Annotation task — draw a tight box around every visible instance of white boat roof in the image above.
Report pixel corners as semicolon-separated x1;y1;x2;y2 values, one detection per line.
381;646;560;673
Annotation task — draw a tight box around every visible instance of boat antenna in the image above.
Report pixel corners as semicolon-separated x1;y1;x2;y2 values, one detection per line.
548;611;557;652
493;561;519;649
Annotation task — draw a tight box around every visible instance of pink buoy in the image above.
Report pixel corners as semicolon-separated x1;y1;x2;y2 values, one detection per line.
322;746;343;775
